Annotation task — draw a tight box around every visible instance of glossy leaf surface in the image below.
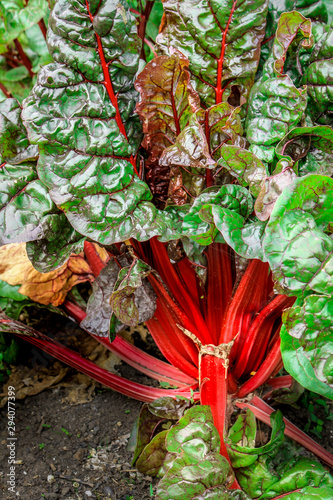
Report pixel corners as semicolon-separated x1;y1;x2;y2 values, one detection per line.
157;0;268;107
281;294;333;399
21;0;178;245
263;175;333;297
217;145;268;196
182;184;253;245
302;26;333;125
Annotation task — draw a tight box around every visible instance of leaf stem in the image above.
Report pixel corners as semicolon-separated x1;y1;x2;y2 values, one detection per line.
14;39;34;78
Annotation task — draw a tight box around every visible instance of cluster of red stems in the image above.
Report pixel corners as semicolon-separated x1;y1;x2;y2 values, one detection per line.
12;240;333;472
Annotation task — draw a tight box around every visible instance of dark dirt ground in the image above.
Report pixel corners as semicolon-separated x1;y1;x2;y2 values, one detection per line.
0;311;332;500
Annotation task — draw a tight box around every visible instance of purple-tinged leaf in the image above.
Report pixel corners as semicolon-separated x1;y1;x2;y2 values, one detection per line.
136;430;168;476
156;0;268;108
110;258;156;327
159;116;215;204
254;169;297;221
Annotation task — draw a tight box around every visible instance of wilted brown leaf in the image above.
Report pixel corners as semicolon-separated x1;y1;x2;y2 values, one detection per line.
0;243;94;306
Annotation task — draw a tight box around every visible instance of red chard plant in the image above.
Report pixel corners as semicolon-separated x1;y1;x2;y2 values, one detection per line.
0;0;333;497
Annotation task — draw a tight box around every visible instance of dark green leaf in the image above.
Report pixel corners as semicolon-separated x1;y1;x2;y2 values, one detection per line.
228;409;256;448
259;457;333;499
217;144;268;197
182;184;253;246
281;294;333;399
228;410;285;468
263;175;333;297
302;26;333;125
130;403;165;464
26;218;86;272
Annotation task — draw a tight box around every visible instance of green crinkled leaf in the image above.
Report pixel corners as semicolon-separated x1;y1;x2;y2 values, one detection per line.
182;184;253;246
25;217;86;272
228;409;256;448
21;0;179;245
258;456;333;499
301;26;333;126
0;0;48;52
0;98;38;163
247;12;313;161
227;410;285;468
200;206;267;261
272;485;333;499
276;125;333;177
254;169;297;221
281;294;333;399
166;405;221;462
234;457;278;498
217;144;268;197
263;175;333;297
110;258;156;327
156;452;235;500
246;75;307;154
156;0;268;108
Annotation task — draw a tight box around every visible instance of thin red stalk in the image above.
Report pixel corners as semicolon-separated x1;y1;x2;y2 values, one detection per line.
14;39;34;78
38;19;47;39
83;241;110;277
204;244;233;345
267;375;293;389
220;260;270;345
149;239;212;343
137;0;155;61
0;316;198;403
0;81;11;97
205;110;214;187
238;396;333;468
235;337;282;398
233;295;294;379
102;335;198;388
63;300;198;387
85;0;138;174
216;0;237;103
